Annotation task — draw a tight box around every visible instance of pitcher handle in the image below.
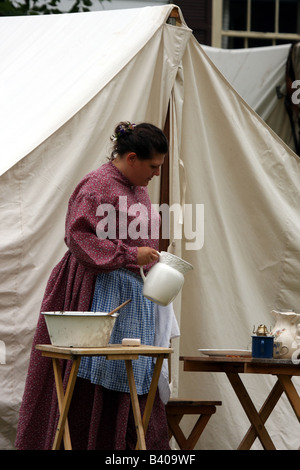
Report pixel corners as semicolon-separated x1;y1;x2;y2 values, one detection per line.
140;266;146;281
139;251;160;281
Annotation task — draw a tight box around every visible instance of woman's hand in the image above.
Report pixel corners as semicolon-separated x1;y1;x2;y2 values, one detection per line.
137;247;159;266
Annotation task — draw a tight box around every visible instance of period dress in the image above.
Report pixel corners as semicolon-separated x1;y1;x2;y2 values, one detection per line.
15;162;170;450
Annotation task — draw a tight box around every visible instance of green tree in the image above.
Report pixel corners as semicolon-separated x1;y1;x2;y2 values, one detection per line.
0;0;107;15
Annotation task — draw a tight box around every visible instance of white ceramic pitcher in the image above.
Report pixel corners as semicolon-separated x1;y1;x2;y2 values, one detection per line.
140;251;193;306
270;309;300;359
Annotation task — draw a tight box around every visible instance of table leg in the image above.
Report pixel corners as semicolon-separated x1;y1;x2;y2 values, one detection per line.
52;357;81;450
226;372;276;450
133;354;167;450
277;375;300;421
141;355;165;435
52;358;72;450
125;360;147;450
238;378;284;450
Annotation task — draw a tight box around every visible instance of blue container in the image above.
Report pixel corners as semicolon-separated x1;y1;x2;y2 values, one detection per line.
252;335;274;358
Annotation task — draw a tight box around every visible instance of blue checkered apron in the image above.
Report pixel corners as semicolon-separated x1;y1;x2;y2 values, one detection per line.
77;269;155;394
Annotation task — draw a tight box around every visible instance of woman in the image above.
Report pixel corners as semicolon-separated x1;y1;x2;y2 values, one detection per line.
15;122;170;450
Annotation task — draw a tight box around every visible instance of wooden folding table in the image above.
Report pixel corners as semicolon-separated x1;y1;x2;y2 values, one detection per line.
36;344;172;450
180;355;300;450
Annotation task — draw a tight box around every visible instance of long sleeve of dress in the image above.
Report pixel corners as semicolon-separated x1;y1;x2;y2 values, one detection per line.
65;191;138;272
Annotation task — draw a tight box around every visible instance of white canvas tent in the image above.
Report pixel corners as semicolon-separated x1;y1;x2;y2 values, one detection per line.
1;5;300;450
203;43;297;153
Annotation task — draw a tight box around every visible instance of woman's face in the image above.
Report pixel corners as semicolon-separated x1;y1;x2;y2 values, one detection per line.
126;153;165;186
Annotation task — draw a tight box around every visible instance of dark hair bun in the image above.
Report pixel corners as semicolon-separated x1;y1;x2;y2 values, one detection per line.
110;121;168;161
